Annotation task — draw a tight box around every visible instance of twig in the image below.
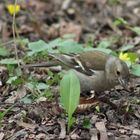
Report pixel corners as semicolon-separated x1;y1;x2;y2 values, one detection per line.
0;40;14;46
12;0;20;67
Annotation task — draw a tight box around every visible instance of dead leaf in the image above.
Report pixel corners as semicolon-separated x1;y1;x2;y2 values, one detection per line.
0;132;4;140
28;0;48;12
133;129;140;136
17;120;36;130
77;96;99;112
58;119;66;139
5;91;18;104
90;128;98;140
9;129;27;140
60;21;82;42
70;133;80;139
5;86;27;103
48;24;59;39
95;121;108;140
36;133;47;139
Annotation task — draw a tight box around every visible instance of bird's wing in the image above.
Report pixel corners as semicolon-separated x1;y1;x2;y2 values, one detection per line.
49;53;94;75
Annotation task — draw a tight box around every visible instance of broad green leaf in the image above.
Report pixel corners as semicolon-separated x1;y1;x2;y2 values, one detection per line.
68;117;75;132
97;40;111;48
20;95;33;104
0;58;21;64
120;45;134;52
0;47;9;56
130;26;140;36
60;70;80;116
28;40;48;53
58;39;84;53
131;64;140;76
60;70;80;131
48;38;62;48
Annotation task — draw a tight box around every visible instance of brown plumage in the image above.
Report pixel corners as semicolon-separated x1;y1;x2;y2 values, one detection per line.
25;51;130;92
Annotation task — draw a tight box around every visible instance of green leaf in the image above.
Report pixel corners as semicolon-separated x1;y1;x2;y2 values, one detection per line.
0;47;9;56
26;82;34;91
20;95;33;104
6;76;18;84
0;58;21;64
97;40;111;48
36;83;48;90
113;18;128;26
83;118;91;129
0;105;14;123
16;38;29;45
127;52;138;63
60;70;80;115
84;47;113;54
124;60;132;68
120;45;134;52
0;112;6;121
58;39;84;53
15;68;23;76
130;26;140;36
131;64;140;76
60;70;80;131
28;40;49;53
62;34;76;39
95;105;100;112
68;117;75;132
48;38;62;48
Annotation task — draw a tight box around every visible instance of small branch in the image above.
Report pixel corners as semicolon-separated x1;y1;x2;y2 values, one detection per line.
12;0;20;67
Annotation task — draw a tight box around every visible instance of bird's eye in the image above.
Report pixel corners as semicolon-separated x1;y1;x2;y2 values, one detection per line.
116;70;120;75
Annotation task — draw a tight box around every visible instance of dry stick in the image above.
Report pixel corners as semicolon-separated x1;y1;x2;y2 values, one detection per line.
12;0;20;67
0;40;14;47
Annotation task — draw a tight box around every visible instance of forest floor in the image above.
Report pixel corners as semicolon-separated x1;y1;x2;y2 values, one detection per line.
0;0;140;139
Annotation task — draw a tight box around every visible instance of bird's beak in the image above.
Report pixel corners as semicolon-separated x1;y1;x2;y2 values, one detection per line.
118;77;129;89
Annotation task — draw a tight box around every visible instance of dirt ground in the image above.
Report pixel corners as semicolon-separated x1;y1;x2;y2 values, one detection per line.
0;0;140;140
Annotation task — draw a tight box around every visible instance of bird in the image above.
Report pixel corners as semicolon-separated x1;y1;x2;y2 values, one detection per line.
25;50;130;92
25;51;110;75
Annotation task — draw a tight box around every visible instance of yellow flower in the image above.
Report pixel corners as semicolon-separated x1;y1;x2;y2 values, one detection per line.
119;52;130;61
7;4;20;15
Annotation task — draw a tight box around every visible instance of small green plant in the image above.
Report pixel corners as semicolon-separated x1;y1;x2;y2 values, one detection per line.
60;70;80;132
24;80;49;100
114;17;140;36
83;118;91;129
0;105;14;125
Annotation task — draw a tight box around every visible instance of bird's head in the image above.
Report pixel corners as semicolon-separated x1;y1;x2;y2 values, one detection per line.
105;56;130;89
